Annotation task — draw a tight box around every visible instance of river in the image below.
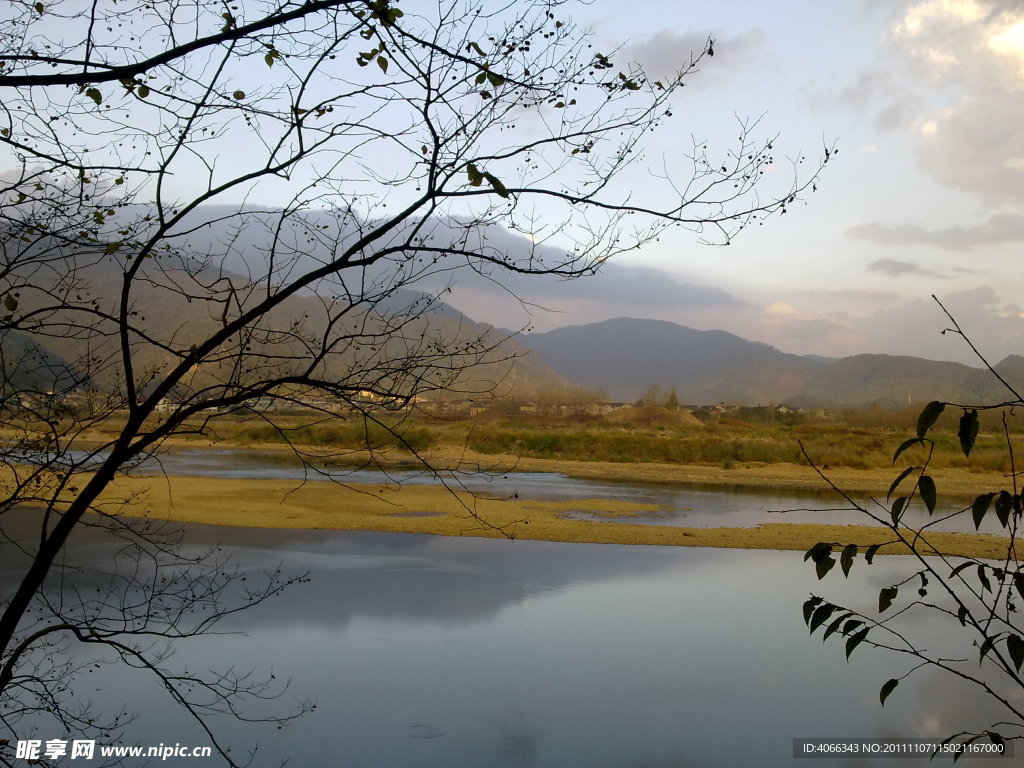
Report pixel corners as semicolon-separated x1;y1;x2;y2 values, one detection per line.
5;448;1016;765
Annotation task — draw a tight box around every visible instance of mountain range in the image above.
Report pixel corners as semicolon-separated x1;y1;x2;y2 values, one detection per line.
520;317;1023;408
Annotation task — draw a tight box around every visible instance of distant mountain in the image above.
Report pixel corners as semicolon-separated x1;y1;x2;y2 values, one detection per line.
519;317;1019;408
523;317;825;403
2;249;569;404
789;354;999;409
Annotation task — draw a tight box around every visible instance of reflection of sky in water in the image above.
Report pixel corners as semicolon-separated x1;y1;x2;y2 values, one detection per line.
28;526;1018;767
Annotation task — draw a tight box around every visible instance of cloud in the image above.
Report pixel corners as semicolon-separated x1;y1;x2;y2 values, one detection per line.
744;284;1024;365
865;258;948;278
847;213;1024;250
887;0;1024;202
620;28;768;88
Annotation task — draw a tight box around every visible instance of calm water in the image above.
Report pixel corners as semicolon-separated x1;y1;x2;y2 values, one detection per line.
23;523;1016;768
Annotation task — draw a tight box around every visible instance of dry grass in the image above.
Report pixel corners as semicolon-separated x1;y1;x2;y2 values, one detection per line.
87;473;1013;560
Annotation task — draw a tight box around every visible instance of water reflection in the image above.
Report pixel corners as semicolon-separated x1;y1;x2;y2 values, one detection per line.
28;523;1015;767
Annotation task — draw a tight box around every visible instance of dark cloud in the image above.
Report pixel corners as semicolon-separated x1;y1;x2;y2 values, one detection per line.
847;213;1024;251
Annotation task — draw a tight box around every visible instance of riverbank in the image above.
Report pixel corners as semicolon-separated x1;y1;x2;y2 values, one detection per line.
146;437;1011;498
98;472;1012;560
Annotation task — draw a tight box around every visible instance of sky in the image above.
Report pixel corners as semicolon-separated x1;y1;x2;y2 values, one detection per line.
5;0;1023;366
439;0;1024;366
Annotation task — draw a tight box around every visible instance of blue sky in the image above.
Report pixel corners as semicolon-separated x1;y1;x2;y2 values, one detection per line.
457;0;1024;365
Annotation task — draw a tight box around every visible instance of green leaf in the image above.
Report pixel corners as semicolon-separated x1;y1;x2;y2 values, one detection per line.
980;634;1000;661
893;437;922;463
815;555;835;580
85;87;102;105
822;612;852;642
809;603;837;634
840;544;857;577
802;596;824;627
879;678;899;706
486;72;505;87
104;242;120;255
978;564;992;593
958;409;980;457
232;90;246;100
864;543;882;564
916;400;945;439
995;491;1012;528
3;294;17;312
483;172;510;198
137;84;150;99
475;72;487;85
1007;634;1024;672
891;496;908;526
950;561;974;578
919;475;937;514
879;586;898;613
377;55;388;73
34;2;44;14
845;627;869;660
887;466;917;500
972;493;995;530
265;53;276;67
804;542;831;562
842;619;864;636
805;542;836;580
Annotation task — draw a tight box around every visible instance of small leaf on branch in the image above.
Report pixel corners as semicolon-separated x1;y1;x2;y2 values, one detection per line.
137;84;150;99
232;90;246;100
816;554;835;580
842;619;864;636
845;627;869;660
916;400;945;439
888;466;917;500
802;596;824;626
809;603;837;634
822;612;852;642
878;586;897;613
377;55;389;73
880;678;899;706
1006;634;1024;672
891;496;908;526
840;544;857;577
85;88;102;105
978;564;992;594
958;409;980;457
919;475;937;514
893;437;923;463
864;543;882;564
3;294;18;312
483;172;509;198
995;491;1012;528
972;493;995;530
